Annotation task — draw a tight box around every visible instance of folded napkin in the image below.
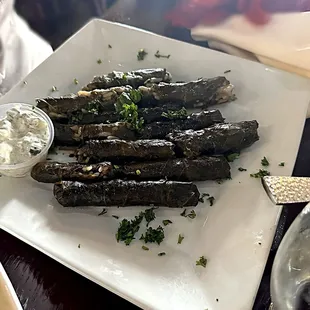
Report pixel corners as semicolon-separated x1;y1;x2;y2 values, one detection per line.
192;12;310;77
191;12;310;117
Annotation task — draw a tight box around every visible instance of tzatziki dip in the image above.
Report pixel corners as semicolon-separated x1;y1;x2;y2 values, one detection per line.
0;105;49;165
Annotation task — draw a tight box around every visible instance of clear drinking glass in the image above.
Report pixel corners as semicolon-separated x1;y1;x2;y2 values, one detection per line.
271;203;310;309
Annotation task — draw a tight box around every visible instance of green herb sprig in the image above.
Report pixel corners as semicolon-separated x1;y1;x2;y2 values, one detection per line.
116;90;144;131
161;107;187;120
144;207;156;227
116;212;144;246
140;226;165;245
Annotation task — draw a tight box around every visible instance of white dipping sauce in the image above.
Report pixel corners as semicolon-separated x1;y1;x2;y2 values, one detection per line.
0;106;49;165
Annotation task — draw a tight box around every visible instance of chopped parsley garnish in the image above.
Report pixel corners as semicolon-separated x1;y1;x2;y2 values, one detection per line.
142;245;149;251
78;244;81;248
216;179;224;184
23;81;27;85
180;209;187;217
250;169;270;178
136;169;141;175
224;70;231;74
154;50;171;59
112;215;119;219
74;78;79;85
261;156;269;167
122;73;127;80
186;210;196;219
113;165;120;169
199;193;210;203
84;99;101;114
108;44;112;48
161;107;187;120
129;89;142;103
144;207;156;227
207;196;215;206
116;212;144;245
98;208;107;216
51;86;58;92
177;234;184;244
137;48;148;61
180;210;197;219
158;252;166;256
116;90;144;131
238;167;247;172
196;256;207;268
97;59;102;64
279;162;285;167
140;226;165;245
226;153;240;162
162;219;172;226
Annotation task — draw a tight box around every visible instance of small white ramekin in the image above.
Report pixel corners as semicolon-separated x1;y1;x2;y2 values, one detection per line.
0;103;54;177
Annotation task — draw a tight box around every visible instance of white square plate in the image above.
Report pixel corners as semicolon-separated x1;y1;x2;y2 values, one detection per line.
1;19;310;310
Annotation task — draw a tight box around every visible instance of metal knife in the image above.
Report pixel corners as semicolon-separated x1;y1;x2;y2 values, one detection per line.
262;176;310;205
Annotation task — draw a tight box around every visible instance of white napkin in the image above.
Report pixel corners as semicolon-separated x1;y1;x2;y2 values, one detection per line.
0;0;52;96
191;12;310;117
192;12;310;78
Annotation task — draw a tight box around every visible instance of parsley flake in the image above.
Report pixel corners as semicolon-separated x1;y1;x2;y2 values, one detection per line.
74;78;79;85
226;153;239;162
142;245;149;251
51;86;58;92
196;256;207;268
199;193;210;203
112;215;119;219
250;169;270;178
136;169;141;175
187;210;196;219
162;219;172;226
98;208;107;216
97;59;102;64
158;252;166;256
78;244;81;248
180;209;187;217
154;50;171;59
279;162;285;167
137;49;147;61
161;107;187;120
207;196;215;206
238;167;247;172
261;156;269;167
177;234;184;244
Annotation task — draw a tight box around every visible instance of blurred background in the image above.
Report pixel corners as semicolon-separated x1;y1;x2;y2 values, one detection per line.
15;0;115;49
14;0;202;49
